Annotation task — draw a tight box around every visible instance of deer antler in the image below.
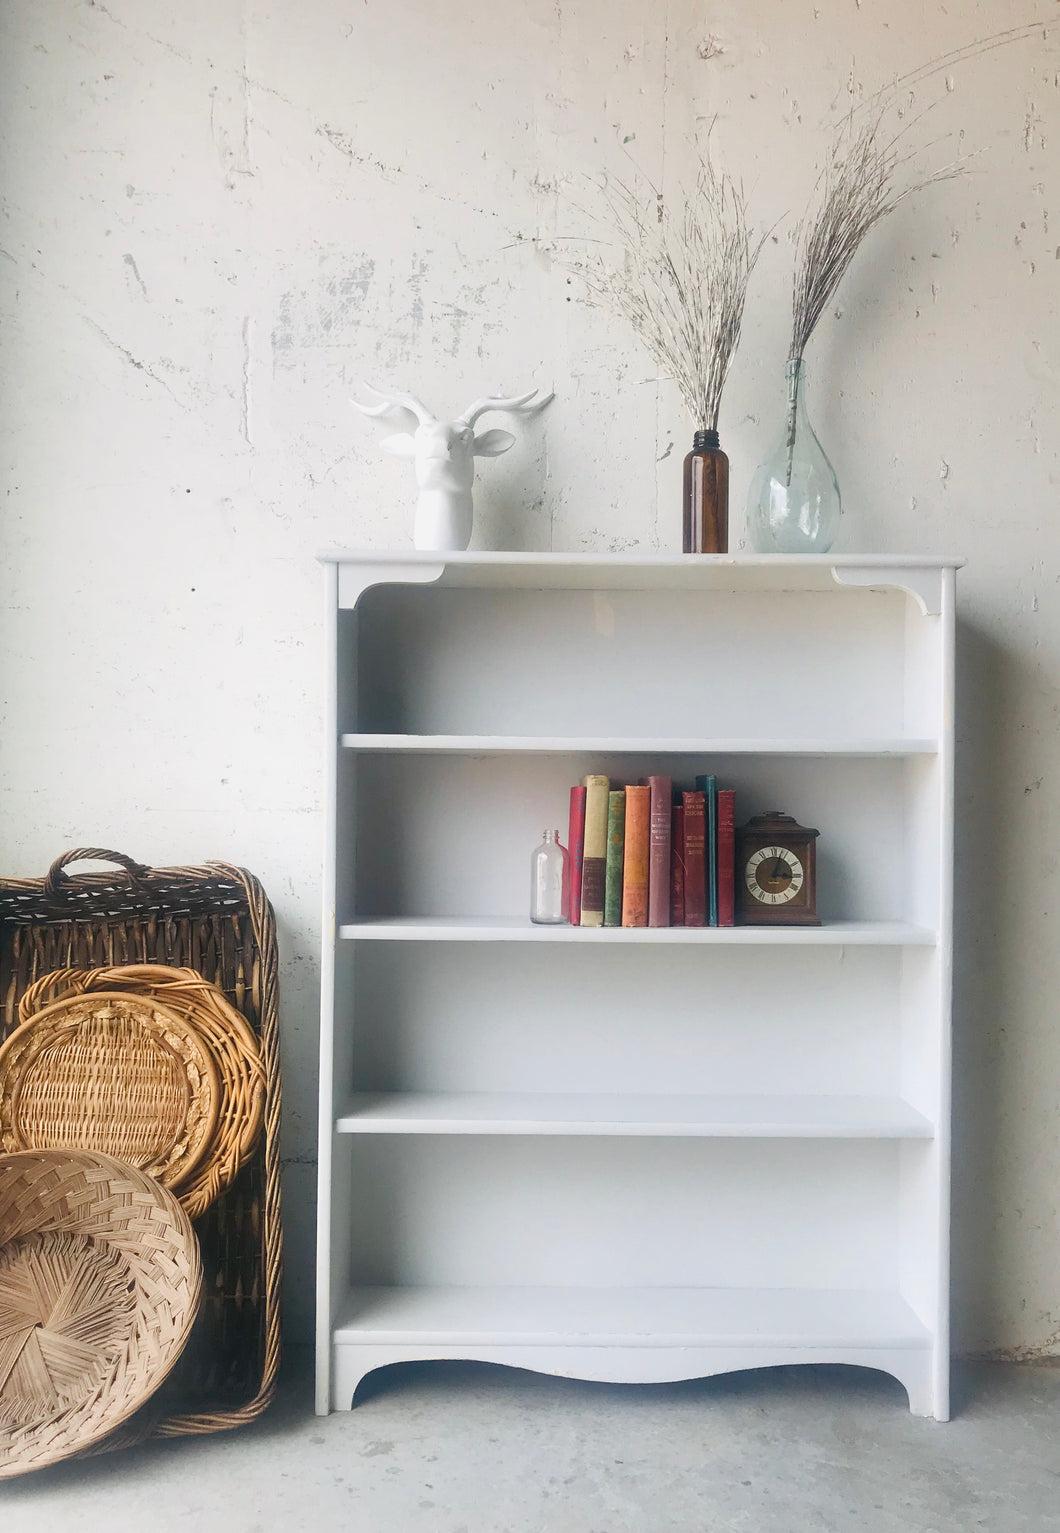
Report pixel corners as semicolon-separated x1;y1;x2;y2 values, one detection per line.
456;388;553;428
352;384;436;426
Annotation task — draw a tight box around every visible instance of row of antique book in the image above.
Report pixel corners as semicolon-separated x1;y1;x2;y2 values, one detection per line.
568;773;734;928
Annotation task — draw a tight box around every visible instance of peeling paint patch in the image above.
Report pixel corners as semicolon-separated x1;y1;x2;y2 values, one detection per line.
273;258;376;353
241;315;253;446
528;171;568;197
972;1332;1060;1364
1024;104;1044;153
407;255;428;338
318;124;357;160
122;252;147;298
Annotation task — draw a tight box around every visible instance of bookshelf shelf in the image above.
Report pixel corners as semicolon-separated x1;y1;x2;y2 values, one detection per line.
334;1091;935;1138
332;1283;932;1348
337;917;936;945
341;734;938;757
318;553;958;1421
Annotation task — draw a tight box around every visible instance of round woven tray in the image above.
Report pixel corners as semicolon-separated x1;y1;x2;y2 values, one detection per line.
0;992;220;1192
15;965;266;1221
0;1148;202;1479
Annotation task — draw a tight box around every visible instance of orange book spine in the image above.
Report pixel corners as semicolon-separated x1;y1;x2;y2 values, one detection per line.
621;784;651;927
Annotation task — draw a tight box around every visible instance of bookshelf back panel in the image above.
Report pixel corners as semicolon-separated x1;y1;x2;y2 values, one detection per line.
346;943;904;1099
351;586;917;739
347;753;926;924
342;1136;904;1289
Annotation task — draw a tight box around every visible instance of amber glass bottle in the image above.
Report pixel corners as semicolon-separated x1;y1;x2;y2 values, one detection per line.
682;429;729;553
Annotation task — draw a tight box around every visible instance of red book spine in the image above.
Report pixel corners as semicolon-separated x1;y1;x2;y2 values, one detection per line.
567;785;587;927
670;803;686;926
682;791;707;926
717;788;736;928
647;775;672;927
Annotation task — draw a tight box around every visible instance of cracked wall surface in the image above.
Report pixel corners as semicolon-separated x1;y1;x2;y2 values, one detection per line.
0;0;1058;1354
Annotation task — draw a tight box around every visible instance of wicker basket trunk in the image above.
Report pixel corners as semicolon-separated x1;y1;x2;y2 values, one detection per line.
0;849;282;1442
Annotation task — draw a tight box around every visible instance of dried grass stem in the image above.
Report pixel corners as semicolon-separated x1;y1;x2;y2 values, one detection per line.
790;109;962;364
562;159;764;432
785;105;963;479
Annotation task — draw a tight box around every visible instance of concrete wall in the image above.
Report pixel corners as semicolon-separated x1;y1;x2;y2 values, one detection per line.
1;0;1057;1355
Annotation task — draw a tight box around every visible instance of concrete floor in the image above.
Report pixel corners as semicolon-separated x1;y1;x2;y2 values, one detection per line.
5;1354;1060;1533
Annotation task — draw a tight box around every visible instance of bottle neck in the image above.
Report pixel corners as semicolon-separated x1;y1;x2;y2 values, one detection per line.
785;358;806;410
692;429;720;453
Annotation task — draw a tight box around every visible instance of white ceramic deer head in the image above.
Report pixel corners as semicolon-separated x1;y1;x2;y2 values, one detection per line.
353;385;553;551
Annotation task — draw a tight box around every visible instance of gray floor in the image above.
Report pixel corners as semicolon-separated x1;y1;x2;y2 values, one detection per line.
5;1354;1060;1533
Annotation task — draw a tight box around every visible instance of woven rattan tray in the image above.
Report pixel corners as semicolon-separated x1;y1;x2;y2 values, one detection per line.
12;965;266;1220
0;849;281;1443
0;1148;203;1478
0;990;222;1193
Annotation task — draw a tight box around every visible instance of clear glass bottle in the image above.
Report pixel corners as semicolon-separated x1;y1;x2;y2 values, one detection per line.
747;359;841;554
683;429;729;553
530;829;570;924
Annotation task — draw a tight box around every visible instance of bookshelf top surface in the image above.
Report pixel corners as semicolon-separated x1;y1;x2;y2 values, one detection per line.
319;551;965;568
322;551;964;604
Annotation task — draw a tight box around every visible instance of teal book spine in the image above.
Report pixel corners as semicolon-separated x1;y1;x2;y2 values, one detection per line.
603;789;626;927
696;773;719;927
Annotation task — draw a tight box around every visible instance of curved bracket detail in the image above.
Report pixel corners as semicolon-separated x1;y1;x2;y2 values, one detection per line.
337;559;446;611
830;565;942;617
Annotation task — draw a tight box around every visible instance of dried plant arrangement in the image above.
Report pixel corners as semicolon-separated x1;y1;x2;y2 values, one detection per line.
560;154;765;434
558;150;765;551
789;109;960;367
745;99;965;552
783;106;962;481
781;13;1060;476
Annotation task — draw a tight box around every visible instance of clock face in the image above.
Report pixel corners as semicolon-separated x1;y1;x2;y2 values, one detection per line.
744;844;805;906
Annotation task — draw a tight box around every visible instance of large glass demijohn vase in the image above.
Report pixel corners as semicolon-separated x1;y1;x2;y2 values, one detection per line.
747;358;841;553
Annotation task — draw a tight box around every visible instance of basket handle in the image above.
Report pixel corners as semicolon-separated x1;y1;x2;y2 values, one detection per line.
44;847;151;897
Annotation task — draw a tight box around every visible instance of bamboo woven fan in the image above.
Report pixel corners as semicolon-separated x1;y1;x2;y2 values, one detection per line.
0;1148;202;1479
12;964;266;1222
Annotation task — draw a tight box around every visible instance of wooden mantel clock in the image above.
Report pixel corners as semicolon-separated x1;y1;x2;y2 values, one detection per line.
736;811;820;926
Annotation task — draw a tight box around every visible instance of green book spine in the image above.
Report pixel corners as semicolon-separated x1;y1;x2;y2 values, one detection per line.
579;774;611;927
603;790;626;927
696;773;719;927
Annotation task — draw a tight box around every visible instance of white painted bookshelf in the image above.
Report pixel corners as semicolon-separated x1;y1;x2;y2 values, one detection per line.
317;553;960;1419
